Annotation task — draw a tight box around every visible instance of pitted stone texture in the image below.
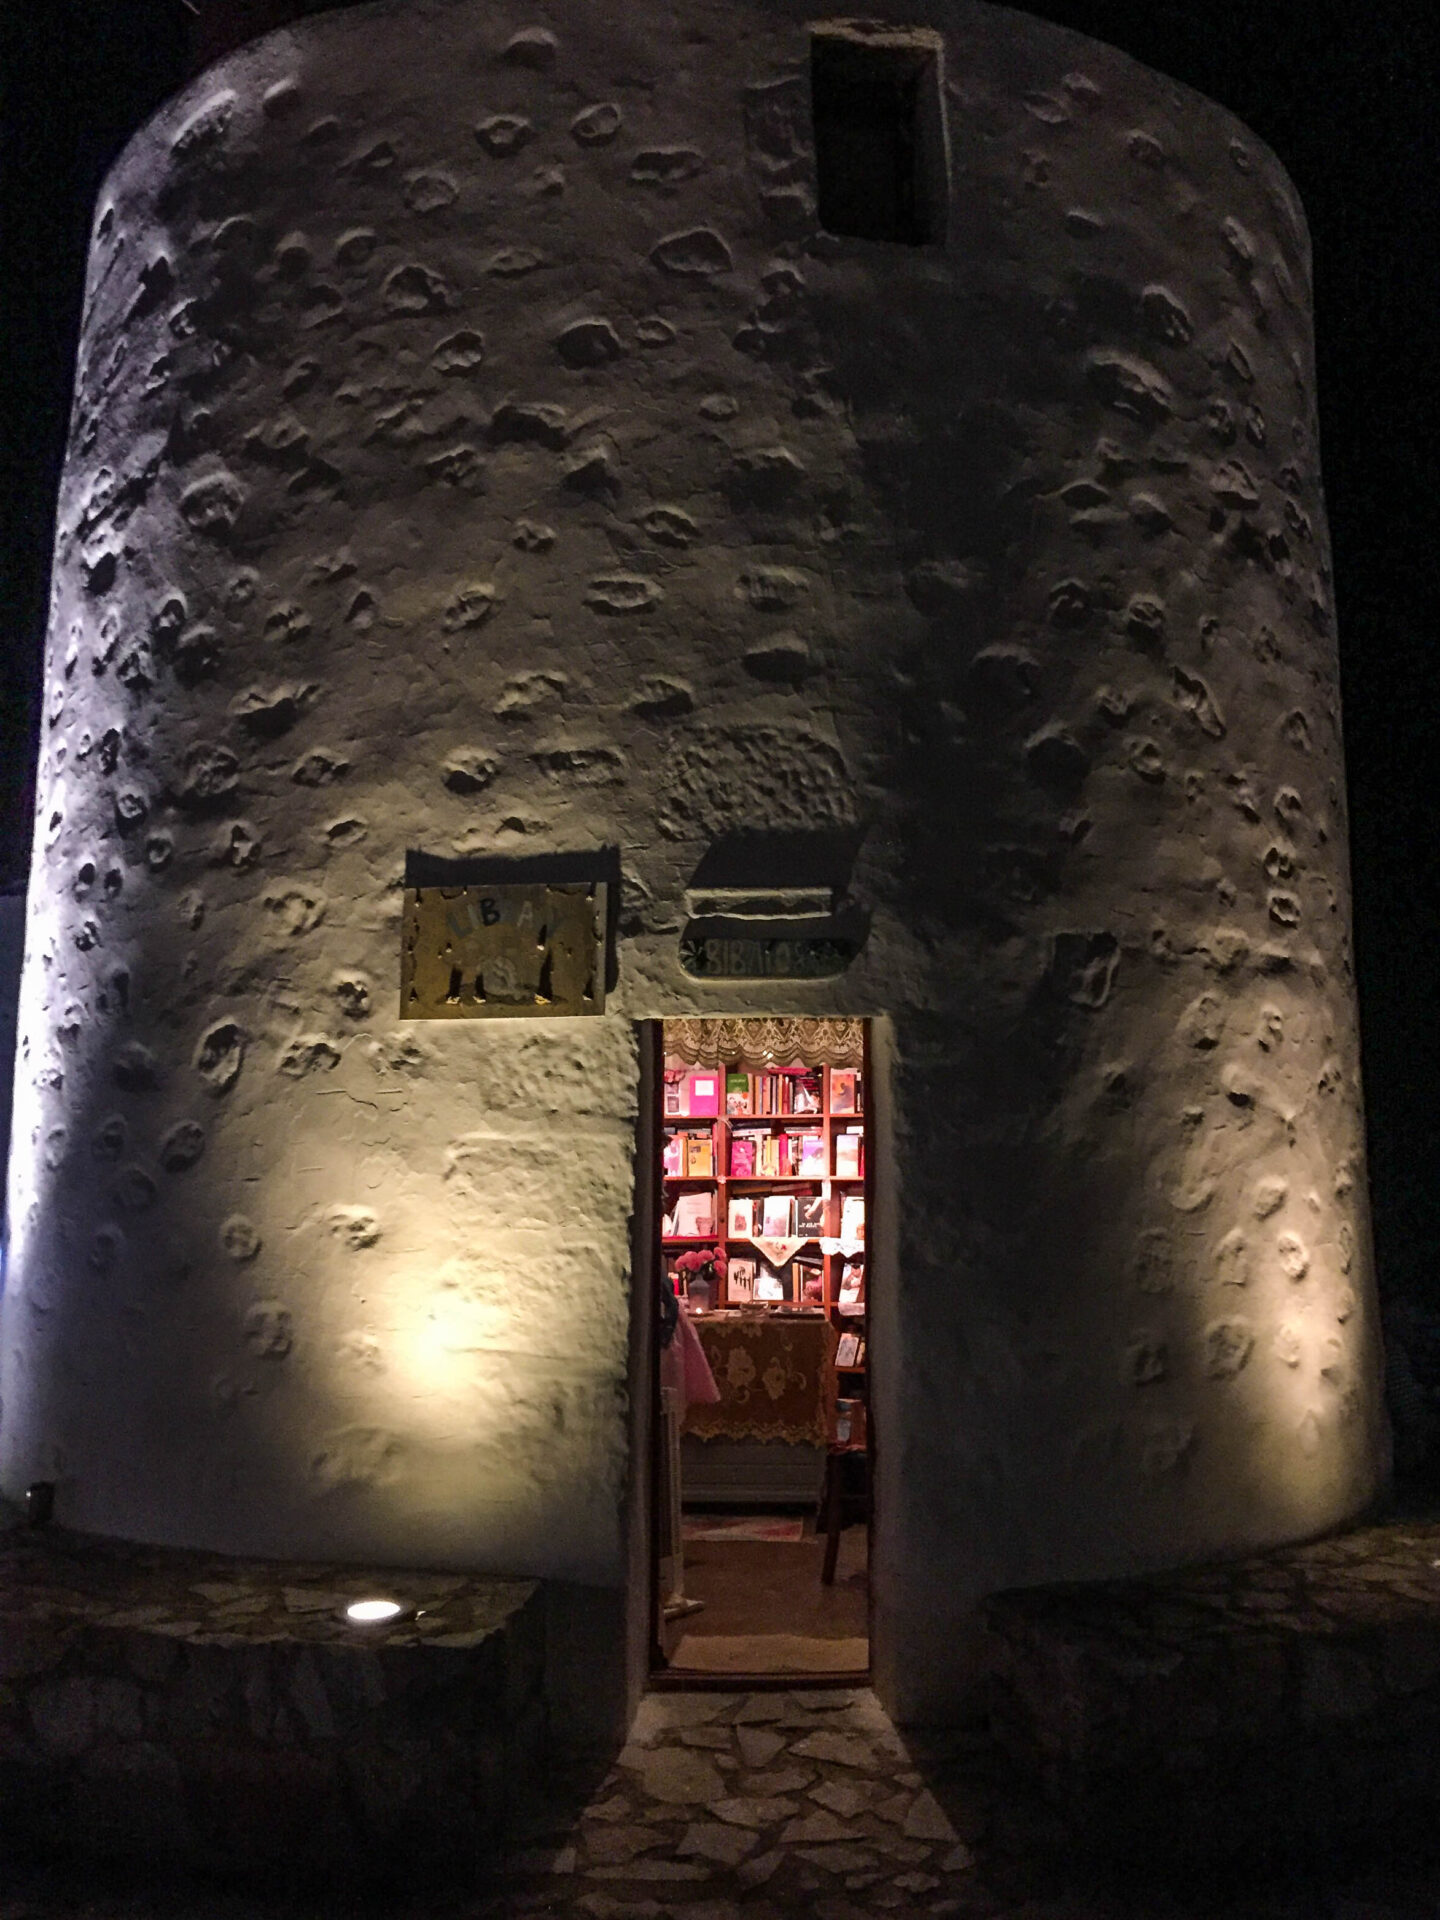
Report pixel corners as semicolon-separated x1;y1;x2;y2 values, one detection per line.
3;0;1381;1728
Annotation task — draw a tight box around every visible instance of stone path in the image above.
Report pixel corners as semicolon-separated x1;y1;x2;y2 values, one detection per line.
492;1687;986;1918
1;1680;1439;1916
470;1687;1440;1920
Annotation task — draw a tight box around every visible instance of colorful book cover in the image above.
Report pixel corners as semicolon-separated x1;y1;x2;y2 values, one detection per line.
762;1194;796;1238
794;1071;822;1114
798;1132;826;1174
829;1069;857;1114
662;1132;684;1177
727;1197;755;1238
840;1195;866;1244
729;1134;757;1178
685;1071;720;1117
796;1196;826;1238
834;1128;863;1179
685;1132;714;1176
663;1072;684;1116
725;1072;751;1116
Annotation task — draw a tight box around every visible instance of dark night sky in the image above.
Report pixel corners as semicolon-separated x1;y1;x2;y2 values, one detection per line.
2;1;1438;1302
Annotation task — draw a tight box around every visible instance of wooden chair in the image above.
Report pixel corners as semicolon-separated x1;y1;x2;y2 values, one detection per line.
820;1438;870;1585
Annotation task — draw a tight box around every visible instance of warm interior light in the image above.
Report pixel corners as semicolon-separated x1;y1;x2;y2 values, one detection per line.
345;1597;403;1623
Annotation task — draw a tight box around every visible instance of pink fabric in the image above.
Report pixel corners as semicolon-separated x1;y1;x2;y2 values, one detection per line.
662;1299;720;1410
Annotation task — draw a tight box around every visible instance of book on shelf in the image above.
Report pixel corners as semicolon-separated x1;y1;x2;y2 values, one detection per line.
662;1208;677;1240
755;1263;787;1302
662;1132;684;1177
684;1132;714;1177
834;1127;864;1179
727;1256;756;1303
727;1197;755;1239
762;1194;796;1239
685;1071;721;1117
795;1257;825;1304
840;1195;866;1244
838;1258;865;1307
673;1192;715;1238
856;1339;866;1366
729;1133;757;1178
796;1195;826;1239
835;1331;861;1367
829;1068;862;1114
797;1132;826;1175
725;1072;752;1116
663;1071;684;1116
793;1070;822;1114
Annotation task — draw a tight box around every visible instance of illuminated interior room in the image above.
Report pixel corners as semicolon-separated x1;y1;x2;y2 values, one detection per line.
657;1016;871;1679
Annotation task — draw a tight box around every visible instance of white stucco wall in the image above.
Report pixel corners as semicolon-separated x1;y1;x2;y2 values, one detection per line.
2;0;1385;1719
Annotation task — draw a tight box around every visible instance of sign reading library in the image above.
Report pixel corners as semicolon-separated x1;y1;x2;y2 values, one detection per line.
401;883;607;1018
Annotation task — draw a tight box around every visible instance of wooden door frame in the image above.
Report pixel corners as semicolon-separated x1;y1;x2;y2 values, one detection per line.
642;1015;877;1690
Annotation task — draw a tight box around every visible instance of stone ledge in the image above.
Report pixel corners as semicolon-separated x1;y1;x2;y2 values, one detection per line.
0;1522;546;1882
979;1519;1440;1863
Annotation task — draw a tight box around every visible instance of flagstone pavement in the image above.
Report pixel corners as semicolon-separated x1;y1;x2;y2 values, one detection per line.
1;1685;1438;1919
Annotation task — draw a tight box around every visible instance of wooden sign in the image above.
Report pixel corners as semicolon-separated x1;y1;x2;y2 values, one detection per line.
402;883;606;1018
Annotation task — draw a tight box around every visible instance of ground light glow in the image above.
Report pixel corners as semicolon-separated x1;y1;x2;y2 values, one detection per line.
345;1598;403;1623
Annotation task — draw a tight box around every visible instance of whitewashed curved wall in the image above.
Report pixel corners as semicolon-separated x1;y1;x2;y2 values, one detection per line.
2;0;1385;1716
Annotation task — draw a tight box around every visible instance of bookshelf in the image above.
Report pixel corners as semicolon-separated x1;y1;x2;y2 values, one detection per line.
660;1059;868;1345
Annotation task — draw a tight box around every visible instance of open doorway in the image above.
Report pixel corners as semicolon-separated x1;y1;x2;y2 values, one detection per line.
653;1017;871;1681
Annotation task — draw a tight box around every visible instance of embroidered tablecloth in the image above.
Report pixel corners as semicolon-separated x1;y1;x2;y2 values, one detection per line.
684;1312;837;1446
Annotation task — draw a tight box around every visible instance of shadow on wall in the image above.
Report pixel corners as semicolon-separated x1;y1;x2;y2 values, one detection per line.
0;890;25;1264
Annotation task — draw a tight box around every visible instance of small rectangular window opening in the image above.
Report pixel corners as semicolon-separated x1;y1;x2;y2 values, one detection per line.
810;29;946;246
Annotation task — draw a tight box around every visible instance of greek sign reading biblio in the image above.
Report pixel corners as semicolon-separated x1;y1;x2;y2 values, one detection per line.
402;884;607;1017
679;931;861;980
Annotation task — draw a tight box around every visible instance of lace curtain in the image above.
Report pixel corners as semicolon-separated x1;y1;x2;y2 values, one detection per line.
663;1016;864;1070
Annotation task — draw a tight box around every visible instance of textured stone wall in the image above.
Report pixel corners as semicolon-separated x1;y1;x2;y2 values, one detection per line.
1;0;1385;1718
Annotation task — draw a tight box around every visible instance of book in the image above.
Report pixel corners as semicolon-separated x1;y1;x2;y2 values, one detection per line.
685;1071;720;1117
836;1332;861;1367
796;1195;826;1238
798;1132;826;1175
795;1258;825;1303
673;1192;714;1238
762;1194;796;1238
834;1128;863;1179
729;1133;757;1178
727;1256;756;1303
663;1071;684;1116
829;1069;858;1114
755;1263;786;1302
793;1071;822;1114
727;1197;755;1238
840;1195;865;1244
662;1132;683;1177
838;1259;865;1307
684;1131;714;1177
725;1072;752;1117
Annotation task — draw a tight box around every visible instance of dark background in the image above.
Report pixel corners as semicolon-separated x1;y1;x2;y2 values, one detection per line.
2;1;1437;1325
